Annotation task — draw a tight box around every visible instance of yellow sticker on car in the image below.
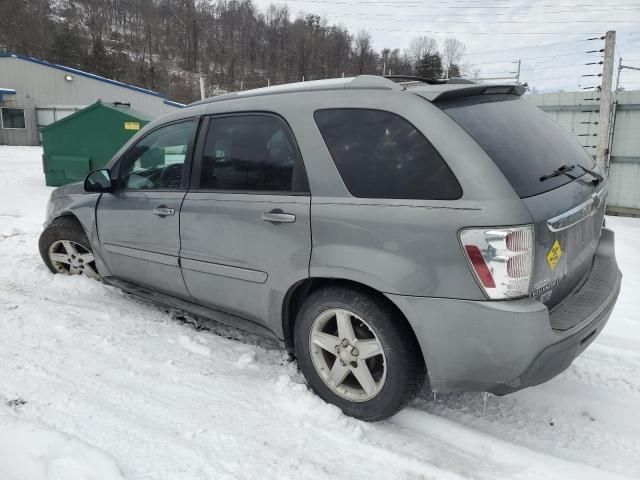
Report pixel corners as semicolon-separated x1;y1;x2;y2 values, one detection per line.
546;239;562;271
124;122;140;131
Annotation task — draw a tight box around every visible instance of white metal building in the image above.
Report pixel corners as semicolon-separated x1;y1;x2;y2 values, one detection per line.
0;53;183;146
528;90;640;215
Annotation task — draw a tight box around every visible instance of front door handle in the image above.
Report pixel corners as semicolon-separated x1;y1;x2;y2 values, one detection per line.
262;209;296;224
153;206;175;217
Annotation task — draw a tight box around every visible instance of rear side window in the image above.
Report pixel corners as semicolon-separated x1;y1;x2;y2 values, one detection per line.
314;109;461;200
199;114;307;193
439;94;596;198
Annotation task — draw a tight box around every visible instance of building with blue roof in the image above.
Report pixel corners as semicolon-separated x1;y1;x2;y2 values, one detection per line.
0;53;183;145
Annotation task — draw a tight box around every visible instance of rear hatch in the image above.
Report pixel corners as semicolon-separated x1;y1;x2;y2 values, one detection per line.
436;93;606;329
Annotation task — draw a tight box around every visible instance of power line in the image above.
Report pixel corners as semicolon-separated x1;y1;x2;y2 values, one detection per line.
477;61;603;76
509;51;602;62
413;44;605;69
307;8;640;17
319;13;640;23
362;26;602;35
523;75;587;82
462;51;602;68
285;0;640;7
464;39;598;56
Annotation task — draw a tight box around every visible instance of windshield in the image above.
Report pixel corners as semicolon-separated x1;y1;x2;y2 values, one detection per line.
438;94;596;198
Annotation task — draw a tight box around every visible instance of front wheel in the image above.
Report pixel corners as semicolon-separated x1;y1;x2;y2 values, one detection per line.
294;287;425;421
39;217;100;280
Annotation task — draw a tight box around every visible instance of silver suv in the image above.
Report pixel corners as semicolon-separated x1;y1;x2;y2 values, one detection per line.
39;76;621;421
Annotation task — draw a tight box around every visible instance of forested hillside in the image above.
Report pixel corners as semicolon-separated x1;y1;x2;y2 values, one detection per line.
1;0;467;103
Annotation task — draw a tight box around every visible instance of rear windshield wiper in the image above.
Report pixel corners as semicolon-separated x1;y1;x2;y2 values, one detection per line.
540;164;577;182
575;164;604;185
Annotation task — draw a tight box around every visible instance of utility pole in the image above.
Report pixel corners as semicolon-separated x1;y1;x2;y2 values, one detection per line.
595;30;616;172
383;61;386;76
515;59;521;85
616;57;640;91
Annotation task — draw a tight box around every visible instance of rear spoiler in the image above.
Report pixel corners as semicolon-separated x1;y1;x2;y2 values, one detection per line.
411;84;526;103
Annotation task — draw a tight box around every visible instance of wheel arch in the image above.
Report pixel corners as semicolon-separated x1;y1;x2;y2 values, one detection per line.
43;209;111;278
282;277;428;379
47;211;84;230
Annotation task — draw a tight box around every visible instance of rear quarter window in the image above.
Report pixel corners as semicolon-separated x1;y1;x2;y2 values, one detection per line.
314;108;462;200
438;94;596;198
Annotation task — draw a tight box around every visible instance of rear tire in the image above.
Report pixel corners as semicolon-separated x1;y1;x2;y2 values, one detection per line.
39;217;100;280
294;286;425;421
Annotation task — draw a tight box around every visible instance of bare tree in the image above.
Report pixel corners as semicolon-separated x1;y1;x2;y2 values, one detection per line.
353;29;373;74
0;0;473;103
407;36;438;67
442;38;466;78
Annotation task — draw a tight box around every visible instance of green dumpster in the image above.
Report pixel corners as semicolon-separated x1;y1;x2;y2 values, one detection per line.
40;101;151;186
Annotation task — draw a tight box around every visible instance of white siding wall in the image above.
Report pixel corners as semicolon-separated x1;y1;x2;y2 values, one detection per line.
528;90;640;214
0;56;181;146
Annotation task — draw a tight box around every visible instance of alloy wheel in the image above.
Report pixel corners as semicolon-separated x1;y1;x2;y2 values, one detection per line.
48;240;100;280
309;308;387;402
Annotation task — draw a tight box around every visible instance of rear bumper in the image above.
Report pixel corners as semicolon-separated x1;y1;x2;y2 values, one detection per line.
387;227;621;394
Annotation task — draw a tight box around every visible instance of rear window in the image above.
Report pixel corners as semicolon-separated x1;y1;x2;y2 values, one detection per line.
314;109;462;200
438;94;595;198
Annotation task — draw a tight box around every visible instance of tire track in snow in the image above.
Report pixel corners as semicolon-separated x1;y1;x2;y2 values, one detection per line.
1;279;476;479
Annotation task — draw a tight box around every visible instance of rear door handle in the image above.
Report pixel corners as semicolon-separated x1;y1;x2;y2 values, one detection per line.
262;210;296;224
153;206;175;217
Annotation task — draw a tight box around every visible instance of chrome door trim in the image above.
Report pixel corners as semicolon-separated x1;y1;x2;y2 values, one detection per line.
546;187;607;232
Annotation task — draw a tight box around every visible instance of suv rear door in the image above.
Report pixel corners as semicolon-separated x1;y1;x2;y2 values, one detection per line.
179;113;311;331
438;94;606;327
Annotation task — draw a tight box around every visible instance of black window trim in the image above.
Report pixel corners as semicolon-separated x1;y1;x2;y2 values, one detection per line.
1;107;27;130
111;116;202;193
313;107;463;201
190;111;310;196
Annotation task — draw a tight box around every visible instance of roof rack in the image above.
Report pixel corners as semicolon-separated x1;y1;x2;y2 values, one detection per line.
190;75;401;106
384;75;477;85
384;75;449;85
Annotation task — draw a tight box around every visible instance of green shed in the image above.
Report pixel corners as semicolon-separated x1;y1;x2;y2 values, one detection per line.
40;101;151;186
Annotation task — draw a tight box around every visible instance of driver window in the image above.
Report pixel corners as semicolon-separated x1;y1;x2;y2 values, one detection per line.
119;120;195;190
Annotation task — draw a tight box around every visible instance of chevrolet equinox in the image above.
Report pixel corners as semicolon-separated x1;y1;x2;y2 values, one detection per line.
39;75;622;421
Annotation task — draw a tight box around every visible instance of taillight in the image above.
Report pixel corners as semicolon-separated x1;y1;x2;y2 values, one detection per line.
459;225;534;300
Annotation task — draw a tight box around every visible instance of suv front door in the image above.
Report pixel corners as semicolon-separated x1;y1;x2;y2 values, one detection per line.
97;119;198;297
180;113;311;332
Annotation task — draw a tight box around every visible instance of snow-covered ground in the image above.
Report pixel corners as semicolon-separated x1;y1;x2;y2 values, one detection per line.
1;145;639;480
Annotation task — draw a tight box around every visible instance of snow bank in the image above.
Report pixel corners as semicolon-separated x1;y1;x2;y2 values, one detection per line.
1;146;639;480
0;420;124;480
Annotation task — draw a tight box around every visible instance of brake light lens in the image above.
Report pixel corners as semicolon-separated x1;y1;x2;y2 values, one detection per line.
464;245;496;288
459;225;534;300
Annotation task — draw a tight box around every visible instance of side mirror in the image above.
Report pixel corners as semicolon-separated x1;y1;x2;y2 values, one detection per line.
84;169;113;193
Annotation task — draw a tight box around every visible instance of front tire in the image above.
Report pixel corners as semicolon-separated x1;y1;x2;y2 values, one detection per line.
39;217;100;280
294;287;425;421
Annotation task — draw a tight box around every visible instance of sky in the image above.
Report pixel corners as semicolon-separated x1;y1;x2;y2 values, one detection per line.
251;0;640;92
